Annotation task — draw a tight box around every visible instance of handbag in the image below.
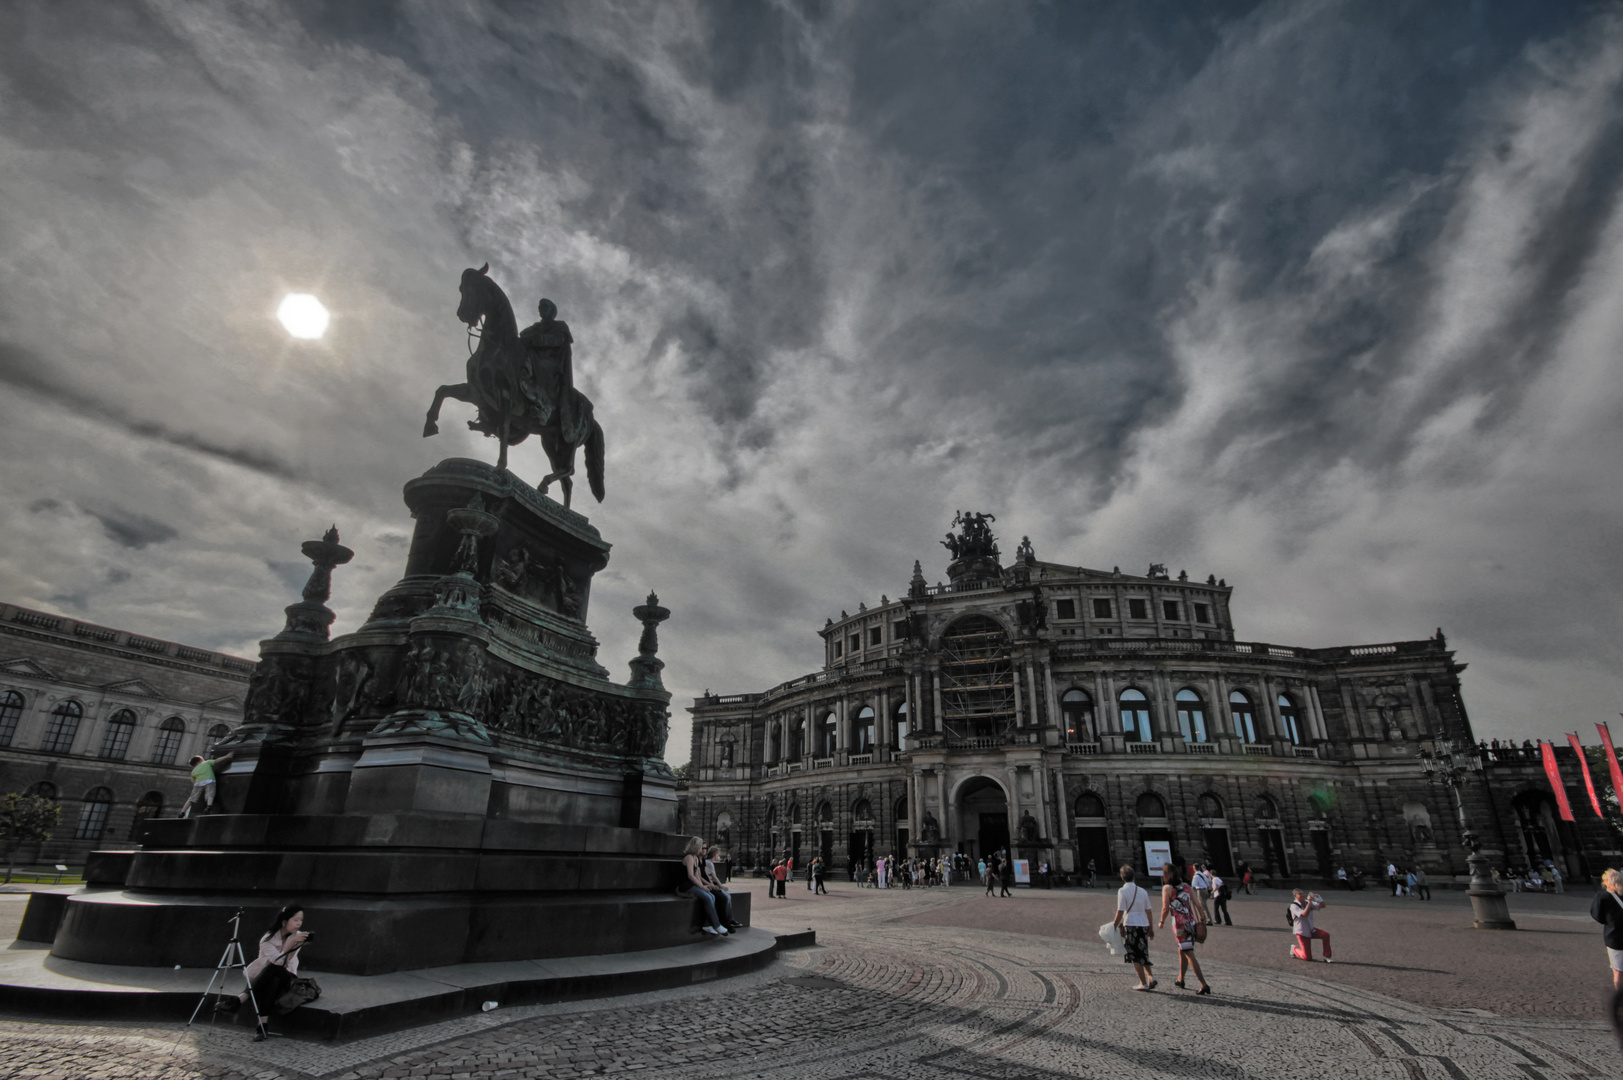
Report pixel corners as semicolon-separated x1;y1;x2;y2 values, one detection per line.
274;975;321;1014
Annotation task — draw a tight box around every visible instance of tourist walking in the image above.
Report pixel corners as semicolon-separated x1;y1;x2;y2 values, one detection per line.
1113;865;1156;990
1158;865;1211;994
1289;889;1331;962
999;853;1014;897
1087;859;1097;888
1414;868;1431;900
1209;870;1233;925
1191;864;1212;922
981;858;993;895
772;858;787;898
813;856;827;895
1590;868;1623;991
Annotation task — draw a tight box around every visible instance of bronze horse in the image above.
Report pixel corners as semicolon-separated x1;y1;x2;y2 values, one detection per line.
424;265;605;508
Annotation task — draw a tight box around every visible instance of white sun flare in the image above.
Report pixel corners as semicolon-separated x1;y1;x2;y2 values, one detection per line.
277;293;330;339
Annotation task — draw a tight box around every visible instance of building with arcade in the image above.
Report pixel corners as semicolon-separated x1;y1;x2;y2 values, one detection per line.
682;515;1601;884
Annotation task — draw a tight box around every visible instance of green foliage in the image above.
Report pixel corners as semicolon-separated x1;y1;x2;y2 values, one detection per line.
0;793;60;880
672;761;691;781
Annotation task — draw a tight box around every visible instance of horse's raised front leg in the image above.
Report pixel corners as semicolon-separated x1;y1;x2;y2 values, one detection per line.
424;383;470;437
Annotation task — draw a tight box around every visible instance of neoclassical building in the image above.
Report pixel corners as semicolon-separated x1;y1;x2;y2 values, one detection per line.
684;518;1535;883
0;602;248;861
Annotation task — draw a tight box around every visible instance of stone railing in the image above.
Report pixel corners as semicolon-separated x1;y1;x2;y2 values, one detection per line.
1066;741;1101;755
1243;743;1272;756
1127;742;1160;754
1292;745;1319;758
848;753;873;766
1186;743;1217;755
812;757;834;769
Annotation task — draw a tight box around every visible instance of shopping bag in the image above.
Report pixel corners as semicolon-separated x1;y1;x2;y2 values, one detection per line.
1097;921;1123;955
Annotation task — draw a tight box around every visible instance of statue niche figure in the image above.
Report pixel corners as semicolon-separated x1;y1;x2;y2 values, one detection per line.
423;265;606;509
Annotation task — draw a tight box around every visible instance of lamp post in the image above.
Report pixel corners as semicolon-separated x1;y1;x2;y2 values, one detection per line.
1420;740;1516;930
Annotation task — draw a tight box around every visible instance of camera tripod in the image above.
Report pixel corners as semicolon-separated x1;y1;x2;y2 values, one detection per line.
180;907;271;1043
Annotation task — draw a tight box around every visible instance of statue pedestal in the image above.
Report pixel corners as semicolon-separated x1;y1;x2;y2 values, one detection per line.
54;459;706;977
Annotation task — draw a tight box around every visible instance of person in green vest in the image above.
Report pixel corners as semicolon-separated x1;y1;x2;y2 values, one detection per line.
181;751;234;818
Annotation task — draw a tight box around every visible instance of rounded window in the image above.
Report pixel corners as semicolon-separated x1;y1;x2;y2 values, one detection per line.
1119;688;1152;742
98;709;137;760
1136;792;1167;818
1074;792;1106;818
75;786;114;841
1061;689;1095;742
1175;689;1207;743
1230;690;1258;743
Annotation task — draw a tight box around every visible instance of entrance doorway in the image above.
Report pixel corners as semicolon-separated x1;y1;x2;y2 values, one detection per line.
1259;828;1288;876
820;829;834;864
978;813;1009;859
1310;829;1332;880
849;829;873;868
956;777;1009;861
1201;827;1234;878
1075;827;1111;881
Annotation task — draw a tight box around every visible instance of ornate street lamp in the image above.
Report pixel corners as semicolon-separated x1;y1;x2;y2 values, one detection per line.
1420;740;1516;930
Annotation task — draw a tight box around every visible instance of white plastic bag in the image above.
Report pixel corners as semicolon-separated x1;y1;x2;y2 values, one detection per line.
1098;921;1123;955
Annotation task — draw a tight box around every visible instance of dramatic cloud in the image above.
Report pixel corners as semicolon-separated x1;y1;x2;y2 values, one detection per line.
0;0;1617;760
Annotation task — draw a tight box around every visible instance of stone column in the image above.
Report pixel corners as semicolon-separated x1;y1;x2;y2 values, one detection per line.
1306;682;1329;741
1033;766;1051;840
837;696;848;756
1026;658;1041;728
932;669;944;734
1012;662;1025;728
941;769;955;846
878;687;890;754
1004;766;1022;850
1053;768;1072;840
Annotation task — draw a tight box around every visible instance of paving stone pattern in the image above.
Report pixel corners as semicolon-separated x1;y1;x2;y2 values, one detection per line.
0;883;1613;1079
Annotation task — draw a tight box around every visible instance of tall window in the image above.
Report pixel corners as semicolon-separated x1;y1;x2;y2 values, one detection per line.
1162;600;1181;621
852;707;875;753
0;690;23;746
151;716;185;764
1092;598;1112;619
1127;598;1148;620
1230;691;1258;743
792;717;807;759
1175;689;1208;743
766;723;780;762
816;712;837;757
893;700;909;747
1055;599;1076;620
41;701;82;754
1061;689;1095;742
1278;694;1304;745
75;787;113;841
99;709;137;760
131;791;163;839
1119;688;1152;742
207;723;232;749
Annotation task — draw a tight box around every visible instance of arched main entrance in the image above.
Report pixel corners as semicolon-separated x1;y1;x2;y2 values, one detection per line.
956;776;1009;860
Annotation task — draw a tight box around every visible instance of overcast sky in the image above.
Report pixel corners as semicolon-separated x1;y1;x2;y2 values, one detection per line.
2;0;1620;761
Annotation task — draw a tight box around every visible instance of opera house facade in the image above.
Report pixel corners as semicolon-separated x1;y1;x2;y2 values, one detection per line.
683;516;1576;884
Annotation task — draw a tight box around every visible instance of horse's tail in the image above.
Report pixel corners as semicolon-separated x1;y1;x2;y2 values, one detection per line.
586;420;606;503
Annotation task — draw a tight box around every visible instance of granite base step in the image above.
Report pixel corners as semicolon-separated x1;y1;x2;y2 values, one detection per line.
0;925;805;1041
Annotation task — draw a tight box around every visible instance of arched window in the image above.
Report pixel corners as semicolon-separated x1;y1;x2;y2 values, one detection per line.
817;801;833;825
1136;792;1167;819
766;723;780;762
816;712;837;757
1074;793;1106;818
852;706;875;754
41;700;82;754
75;787;113;841
792;717;807;759
1256;795;1279;820
893;700;909;747
26;781;58;801
765;804;778;830
1119;688;1152;742
0;690;24;746
131;791;163;839
207;723;232;748
98;709;137;760
1230;690;1258;743
789;802;802;825
714;810;732;848
1278;694;1303;745
1061;689;1095;742
1175;689;1207;743
852;799;874;823
1197;793;1224;819
895;796;907;823
150;716;185;764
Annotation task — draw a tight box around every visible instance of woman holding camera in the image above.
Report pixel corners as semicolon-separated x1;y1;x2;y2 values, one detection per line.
1290;889;1332;962
216;903;311;1038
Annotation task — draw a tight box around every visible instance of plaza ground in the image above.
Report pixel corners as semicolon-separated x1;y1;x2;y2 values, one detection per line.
0;879;1612;1078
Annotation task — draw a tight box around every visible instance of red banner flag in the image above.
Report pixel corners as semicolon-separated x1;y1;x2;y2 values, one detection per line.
1540;742;1575;822
1600;721;1623;807
1567;733;1603;816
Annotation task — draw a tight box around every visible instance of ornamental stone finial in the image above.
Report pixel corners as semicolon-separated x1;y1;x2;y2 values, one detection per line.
629;591;671;690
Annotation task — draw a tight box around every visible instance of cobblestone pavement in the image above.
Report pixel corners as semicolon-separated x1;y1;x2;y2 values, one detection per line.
0;882;1613;1079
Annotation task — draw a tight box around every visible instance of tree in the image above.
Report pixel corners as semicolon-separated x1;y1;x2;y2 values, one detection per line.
0;793;60;883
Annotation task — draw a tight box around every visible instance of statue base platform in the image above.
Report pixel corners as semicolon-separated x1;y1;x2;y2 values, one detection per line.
2;916;800;1041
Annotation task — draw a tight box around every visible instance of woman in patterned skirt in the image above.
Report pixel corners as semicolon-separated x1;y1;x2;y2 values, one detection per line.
1113;865;1157;990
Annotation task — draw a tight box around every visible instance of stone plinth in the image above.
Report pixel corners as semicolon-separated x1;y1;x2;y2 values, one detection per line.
47;459;725;983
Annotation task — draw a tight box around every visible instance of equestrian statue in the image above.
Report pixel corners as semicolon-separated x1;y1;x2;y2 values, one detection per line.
424;264;606;509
